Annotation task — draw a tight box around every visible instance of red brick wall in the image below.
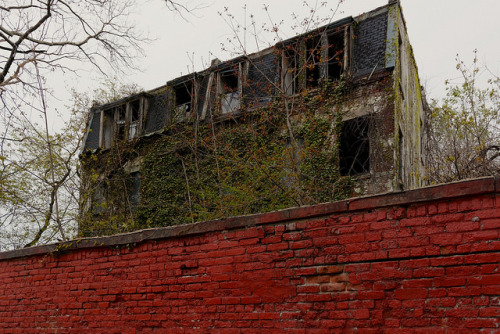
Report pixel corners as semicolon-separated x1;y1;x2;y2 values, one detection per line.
1;178;499;333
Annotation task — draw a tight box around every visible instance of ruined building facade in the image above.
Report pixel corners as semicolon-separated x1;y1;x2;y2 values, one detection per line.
80;2;427;236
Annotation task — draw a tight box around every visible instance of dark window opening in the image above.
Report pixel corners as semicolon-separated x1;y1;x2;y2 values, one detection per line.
130;100;140;122
327;33;344;80
339;116;370;176
174;81;193;113
305;36;321;88
221;69;239;93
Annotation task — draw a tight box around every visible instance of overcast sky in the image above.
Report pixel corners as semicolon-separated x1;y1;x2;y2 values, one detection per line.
60;0;500;111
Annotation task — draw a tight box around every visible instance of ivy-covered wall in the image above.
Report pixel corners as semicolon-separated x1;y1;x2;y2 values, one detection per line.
81;79;365;236
79;2;427;237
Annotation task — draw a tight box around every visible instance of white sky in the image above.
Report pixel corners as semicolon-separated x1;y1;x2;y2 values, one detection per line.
59;0;500;111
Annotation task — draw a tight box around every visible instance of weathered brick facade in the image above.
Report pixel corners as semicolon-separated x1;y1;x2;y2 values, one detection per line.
1;177;499;332
79;2;429;235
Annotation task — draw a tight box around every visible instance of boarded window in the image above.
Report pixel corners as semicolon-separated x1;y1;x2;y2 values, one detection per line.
339;116;370;175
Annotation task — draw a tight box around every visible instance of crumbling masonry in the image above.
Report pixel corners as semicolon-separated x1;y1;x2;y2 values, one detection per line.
80;1;428;236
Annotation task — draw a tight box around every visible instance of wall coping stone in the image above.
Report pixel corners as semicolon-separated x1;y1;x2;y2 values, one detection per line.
0;176;497;261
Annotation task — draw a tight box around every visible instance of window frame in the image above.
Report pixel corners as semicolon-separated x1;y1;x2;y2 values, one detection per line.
217;63;243;114
339;115;371;176
281;24;350;94
98;96;147;149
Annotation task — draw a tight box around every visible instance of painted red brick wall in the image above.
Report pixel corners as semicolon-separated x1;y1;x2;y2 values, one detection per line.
0;178;499;333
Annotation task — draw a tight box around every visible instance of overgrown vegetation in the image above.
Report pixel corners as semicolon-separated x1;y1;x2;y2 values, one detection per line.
79;79;354;236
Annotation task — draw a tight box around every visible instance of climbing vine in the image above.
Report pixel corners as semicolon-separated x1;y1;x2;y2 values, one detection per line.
79;76;355;236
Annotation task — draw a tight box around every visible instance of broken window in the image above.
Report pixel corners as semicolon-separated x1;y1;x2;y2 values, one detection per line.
327;32;344;80
174;80;194;116
282;28;347;92
129;100;141;139
219;65;241;114
339;116;370;176
115;105;126;141
305;35;322;89
98;97;147;149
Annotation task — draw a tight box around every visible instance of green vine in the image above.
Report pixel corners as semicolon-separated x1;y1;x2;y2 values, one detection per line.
79;78;354;236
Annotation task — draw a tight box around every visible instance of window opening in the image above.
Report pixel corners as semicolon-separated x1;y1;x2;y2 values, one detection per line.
129;99;141;139
174;81;193;114
115;105;126;141
99;97;146;149
305;36;321;89
339;116;370;175
220;68;240;114
327;32;344;80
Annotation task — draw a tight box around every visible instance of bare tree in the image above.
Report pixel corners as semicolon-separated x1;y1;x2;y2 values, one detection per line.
0;0;146;89
425;50;500;183
0;0;200;249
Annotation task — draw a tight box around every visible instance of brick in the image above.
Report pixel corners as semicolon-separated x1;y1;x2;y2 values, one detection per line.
316;265;344;275
463;230;498;242
394;288;427;300
1;179;499;332
445;221;480;232
430;233;462;245
465;318;498;328
479;307;500;317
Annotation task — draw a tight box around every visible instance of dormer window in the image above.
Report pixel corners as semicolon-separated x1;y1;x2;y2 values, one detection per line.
327;32;344;81
219;65;242;114
282;26;347;92
98;96;147;149
174;80;194;117
115;105;126;141
305;35;322;89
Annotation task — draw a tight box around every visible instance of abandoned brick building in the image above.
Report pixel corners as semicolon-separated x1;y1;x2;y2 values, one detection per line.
79;1;427;236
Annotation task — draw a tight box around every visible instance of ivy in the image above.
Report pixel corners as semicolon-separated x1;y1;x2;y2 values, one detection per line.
79;79;354;236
